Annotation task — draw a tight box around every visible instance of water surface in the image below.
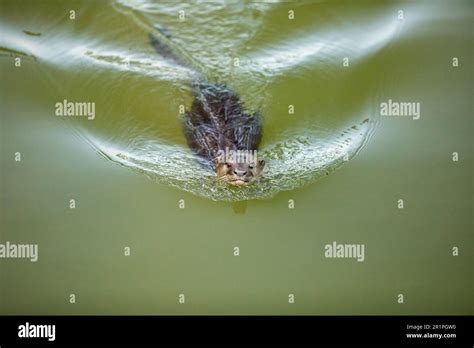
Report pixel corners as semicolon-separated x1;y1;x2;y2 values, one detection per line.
0;0;472;314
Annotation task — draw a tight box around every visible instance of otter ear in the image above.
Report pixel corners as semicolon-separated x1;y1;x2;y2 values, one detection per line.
215;150;226;166
259;159;265;169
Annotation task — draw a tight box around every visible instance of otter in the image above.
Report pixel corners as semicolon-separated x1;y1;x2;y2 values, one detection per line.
149;32;265;186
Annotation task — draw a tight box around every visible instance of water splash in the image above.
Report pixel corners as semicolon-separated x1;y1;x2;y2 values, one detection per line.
78;117;374;201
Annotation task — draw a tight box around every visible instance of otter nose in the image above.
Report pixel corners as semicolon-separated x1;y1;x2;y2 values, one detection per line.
234;170;247;177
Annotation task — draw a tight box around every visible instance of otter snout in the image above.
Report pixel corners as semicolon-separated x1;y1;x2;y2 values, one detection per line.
234;170;247;177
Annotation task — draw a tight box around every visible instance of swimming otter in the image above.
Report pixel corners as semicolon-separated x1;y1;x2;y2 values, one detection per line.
149;32;265;185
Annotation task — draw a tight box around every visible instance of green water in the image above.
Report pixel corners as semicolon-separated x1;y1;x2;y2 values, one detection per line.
0;0;472;314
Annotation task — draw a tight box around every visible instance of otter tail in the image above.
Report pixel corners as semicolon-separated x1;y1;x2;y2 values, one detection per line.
149;29;204;82
149;33;186;67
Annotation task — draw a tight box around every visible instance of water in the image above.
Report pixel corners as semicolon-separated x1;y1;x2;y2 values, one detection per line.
0;0;472;314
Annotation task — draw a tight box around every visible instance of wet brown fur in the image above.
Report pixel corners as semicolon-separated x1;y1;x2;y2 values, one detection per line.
150;33;265;184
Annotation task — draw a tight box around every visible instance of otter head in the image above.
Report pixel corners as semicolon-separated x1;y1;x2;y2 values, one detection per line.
215;150;265;186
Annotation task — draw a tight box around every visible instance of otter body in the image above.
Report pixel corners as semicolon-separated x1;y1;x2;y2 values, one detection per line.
150;33;265;185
